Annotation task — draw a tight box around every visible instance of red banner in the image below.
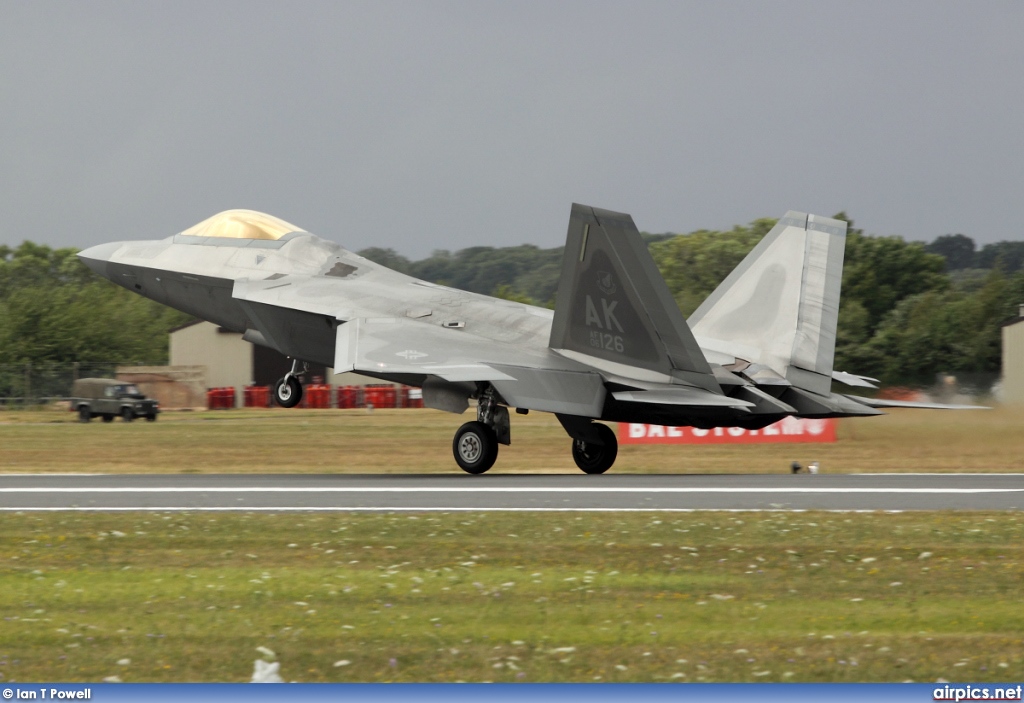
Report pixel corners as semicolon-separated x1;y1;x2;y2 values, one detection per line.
618;417;836;445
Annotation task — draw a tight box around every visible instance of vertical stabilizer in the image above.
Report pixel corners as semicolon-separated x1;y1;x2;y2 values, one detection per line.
549;204;718;392
688;212;847;396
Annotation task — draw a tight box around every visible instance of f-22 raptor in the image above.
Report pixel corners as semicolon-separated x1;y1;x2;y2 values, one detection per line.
79;204;971;474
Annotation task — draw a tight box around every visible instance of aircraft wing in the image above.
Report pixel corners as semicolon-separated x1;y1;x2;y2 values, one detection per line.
335;317;609;417
336;317;529;382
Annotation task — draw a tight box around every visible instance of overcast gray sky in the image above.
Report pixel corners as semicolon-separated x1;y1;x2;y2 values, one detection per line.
2;1;1022;257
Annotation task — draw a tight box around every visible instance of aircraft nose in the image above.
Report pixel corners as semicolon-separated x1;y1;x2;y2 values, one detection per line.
77;241;123;278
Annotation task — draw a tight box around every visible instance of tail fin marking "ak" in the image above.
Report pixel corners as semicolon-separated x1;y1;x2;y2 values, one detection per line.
549;204;718;392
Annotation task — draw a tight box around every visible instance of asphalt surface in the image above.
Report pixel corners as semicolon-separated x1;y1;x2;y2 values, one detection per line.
1;473;1022;511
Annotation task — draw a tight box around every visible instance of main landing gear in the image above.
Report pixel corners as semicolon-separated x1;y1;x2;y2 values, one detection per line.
452;387;510;475
453;421;498;474
273;359;306;408
449;387;618;475
558;413;618;475
570;423;618;475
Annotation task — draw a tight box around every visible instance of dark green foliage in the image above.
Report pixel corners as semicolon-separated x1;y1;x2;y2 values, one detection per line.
861;271;1024;385
832;218;950;378
0;242;189;367
977;241;1024;274
648;219;776;316
838;218;949;332
926;234;977;271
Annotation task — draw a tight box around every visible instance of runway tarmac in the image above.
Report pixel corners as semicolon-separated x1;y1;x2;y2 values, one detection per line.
1;473;1022;511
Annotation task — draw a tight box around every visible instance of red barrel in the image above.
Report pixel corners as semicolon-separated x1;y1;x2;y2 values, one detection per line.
208;387;234;410
336;386;356;409
314;385;329;408
299;384;331;409
363;386;379;408
243;386;270;408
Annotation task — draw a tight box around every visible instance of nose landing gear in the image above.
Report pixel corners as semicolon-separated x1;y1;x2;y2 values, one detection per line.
273;359;307;408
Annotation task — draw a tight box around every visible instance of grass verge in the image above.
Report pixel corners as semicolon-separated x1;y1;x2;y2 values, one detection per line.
2;406;1024;474
2;511;1022;683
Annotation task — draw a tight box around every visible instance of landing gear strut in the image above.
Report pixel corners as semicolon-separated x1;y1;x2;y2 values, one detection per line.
452;386;510;474
274;359;306;408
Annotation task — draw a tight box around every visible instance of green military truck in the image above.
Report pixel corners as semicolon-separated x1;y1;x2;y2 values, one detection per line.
70;378;160;423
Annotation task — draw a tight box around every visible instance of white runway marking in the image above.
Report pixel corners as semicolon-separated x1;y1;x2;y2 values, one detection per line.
0;486;1020;494
0;506;886;513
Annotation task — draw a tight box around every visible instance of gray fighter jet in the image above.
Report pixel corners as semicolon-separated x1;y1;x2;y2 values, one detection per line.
78;205;974;474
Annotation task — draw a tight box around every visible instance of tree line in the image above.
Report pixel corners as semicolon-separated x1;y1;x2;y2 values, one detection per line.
1;214;1022;390
0;242;188;368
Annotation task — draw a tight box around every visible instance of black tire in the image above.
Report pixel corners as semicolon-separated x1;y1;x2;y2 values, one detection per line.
101;414;114;423
274;376;303;408
122;407;134;423
145;413;157;422
78;406;91;423
453;421;498;474
571;423;618;475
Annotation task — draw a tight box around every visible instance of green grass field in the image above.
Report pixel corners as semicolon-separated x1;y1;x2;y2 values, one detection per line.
1;405;1023;474
2;406;1021;683
2;511;1022;683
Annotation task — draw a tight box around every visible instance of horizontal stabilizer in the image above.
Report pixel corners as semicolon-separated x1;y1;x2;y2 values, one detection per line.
781;387;883;417
832;371;879;389
731;385;798;414
611;388;754;410
845;395;990;411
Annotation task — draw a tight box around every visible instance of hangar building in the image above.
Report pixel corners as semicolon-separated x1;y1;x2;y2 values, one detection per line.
1002;306;1024;405
164;320;382;405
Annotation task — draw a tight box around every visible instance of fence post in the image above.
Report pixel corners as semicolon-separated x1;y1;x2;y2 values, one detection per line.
24;362;31;408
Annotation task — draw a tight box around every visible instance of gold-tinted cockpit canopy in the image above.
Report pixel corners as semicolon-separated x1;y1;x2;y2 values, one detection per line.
180;210;305;241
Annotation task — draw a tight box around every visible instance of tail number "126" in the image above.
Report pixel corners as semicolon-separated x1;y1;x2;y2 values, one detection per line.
590;330;624;353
